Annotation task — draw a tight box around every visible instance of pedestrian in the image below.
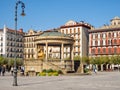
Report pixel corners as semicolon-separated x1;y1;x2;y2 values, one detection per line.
1;65;5;76
11;66;14;76
94;68;97;74
20;66;24;76
0;65;2;76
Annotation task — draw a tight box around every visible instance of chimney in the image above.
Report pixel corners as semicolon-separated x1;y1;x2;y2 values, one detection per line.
19;28;23;33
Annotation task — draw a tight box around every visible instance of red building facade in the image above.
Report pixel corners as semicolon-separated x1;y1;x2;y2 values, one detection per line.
89;17;120;57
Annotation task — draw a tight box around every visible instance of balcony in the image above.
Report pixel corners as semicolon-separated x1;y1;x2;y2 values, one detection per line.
24;52;35;55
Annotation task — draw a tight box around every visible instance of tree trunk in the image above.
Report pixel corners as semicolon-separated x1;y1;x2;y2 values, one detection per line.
118;64;119;72
101;64;103;71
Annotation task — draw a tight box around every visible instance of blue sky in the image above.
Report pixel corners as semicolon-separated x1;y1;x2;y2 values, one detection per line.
0;0;120;32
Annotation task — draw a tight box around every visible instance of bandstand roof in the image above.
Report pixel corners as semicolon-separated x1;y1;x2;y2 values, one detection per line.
35;31;74;44
40;31;69;37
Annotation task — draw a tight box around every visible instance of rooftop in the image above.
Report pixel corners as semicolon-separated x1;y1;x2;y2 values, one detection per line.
40;31;69;37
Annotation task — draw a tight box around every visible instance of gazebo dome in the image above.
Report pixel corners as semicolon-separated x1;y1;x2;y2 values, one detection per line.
40;31;69;37
35;30;74;44
111;16;120;25
113;16;120;20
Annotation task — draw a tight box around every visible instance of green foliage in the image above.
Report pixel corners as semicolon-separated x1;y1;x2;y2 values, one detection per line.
8;59;14;66
64;57;70;60
117;55;120;64
16;59;23;66
57;70;63;74
39;69;63;76
3;58;8;65
111;55;120;65
0;57;23;67
53;72;59;76
0;56;5;65
84;68;89;73
90;58;98;65
48;73;52;76
46;69;53;73
90;55;120;65
39;72;46;76
74;55;80;61
82;56;90;64
42;69;47;73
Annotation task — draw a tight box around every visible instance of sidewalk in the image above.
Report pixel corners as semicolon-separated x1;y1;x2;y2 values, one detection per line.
0;71;120;90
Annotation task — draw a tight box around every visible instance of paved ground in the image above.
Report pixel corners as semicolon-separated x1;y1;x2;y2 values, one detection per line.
0;71;120;90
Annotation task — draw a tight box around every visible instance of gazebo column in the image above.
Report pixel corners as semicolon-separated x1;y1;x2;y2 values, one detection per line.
61;43;64;61
45;42;48;62
70;45;74;60
35;43;38;59
70;44;74;71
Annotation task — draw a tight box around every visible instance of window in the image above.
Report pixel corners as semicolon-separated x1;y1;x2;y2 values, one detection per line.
70;29;72;34
108;40;111;45
91;48;95;54
76;40;78;45
108;48;111;54
74;28;76;33
75;47;78;52
95;40;98;46
78;28;80;33
1;37;3;41
95;34;98;38
114;39;117;45
93;34;95;39
103;33;106;38
114;22;116;25
100;40;103;46
98;40;100;46
92;40;95;46
0;43;3;46
62;30;64;33
66;29;68;34
103;48;106;54
112;33;114;37
114;47;117;54
0;49;3;52
98;34;100;39
31;49;34;53
103;40;106;45
28;54;30;58
100;34;103;38
91;34;93;39
98;48;100;54
114;32;117;37
108;33;111;38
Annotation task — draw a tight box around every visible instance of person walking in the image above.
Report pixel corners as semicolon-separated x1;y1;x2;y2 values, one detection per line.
0;65;2;76
20;66;24;76
93;65;97;74
10;66;14;76
1;65;5;76
94;68;97;74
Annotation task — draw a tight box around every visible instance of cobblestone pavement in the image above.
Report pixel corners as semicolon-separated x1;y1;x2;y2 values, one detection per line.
0;71;120;90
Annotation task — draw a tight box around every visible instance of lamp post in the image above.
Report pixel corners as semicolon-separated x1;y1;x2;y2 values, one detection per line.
13;0;25;86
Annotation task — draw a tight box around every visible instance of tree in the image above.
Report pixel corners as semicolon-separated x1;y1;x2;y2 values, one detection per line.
117;55;120;71
113;55;120;71
73;55;81;61
82;56;90;65
0;56;4;65
16;58;23;66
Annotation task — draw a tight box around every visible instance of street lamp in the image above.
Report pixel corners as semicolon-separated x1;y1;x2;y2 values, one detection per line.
13;0;25;86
